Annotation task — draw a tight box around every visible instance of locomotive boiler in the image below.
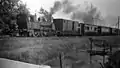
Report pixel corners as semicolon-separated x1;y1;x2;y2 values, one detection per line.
16;13;55;37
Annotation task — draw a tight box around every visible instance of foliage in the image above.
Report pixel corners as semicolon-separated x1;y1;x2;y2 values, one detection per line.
0;0;30;22
0;0;19;16
0;0;30;34
17;1;30;15
39;8;53;22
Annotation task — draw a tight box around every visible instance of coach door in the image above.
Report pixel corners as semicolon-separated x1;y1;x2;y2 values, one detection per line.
98;26;101;35
78;24;81;35
78;23;84;35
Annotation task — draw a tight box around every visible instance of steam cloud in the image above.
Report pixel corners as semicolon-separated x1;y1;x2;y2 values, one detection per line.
50;0;102;25
50;1;62;15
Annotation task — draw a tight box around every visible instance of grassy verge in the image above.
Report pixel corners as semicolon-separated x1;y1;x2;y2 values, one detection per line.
0;36;120;66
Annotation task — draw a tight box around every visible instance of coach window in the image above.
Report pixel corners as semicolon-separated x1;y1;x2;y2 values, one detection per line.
86;27;89;30
91;27;92;30
115;29;117;32
94;28;97;31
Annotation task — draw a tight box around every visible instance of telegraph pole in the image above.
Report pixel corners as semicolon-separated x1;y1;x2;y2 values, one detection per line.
118;16;120;35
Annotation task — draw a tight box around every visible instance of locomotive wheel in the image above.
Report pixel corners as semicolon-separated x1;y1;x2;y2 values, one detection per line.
24;33;28;37
56;32;61;36
29;32;33;37
34;32;39;37
43;32;48;37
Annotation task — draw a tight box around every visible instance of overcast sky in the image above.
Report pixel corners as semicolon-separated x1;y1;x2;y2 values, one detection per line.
90;0;120;17
21;0;120;16
21;0;120;26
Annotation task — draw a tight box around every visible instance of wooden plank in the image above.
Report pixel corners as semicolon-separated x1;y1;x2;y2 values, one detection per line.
89;38;110;47
0;58;51;68
88;38;113;65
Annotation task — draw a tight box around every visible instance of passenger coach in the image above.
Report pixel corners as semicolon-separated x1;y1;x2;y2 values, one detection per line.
53;18;120;36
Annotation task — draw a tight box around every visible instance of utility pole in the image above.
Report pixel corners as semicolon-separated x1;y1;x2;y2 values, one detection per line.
92;17;95;25
118;16;120;35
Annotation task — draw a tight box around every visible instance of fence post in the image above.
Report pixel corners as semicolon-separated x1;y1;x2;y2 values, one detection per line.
89;38;93;64
59;52;63;68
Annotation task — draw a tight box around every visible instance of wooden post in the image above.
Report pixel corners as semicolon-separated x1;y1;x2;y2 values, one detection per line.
89;38;93;64
59;52;63;68
99;62;104;68
110;45;112;55
103;53;105;65
102;41;105;65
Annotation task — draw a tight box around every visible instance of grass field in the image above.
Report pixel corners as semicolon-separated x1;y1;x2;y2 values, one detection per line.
0;36;120;68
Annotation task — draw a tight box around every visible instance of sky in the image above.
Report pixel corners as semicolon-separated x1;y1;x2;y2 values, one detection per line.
21;0;57;14
21;0;120;16
21;0;120;26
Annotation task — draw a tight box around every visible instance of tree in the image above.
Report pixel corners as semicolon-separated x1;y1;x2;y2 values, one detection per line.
0;0;30;35
0;0;19;27
0;0;20;16
0;0;30;23
17;1;30;15
39;8;53;22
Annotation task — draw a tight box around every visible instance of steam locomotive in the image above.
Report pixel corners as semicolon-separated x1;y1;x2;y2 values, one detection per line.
7;13;55;37
2;14;120;37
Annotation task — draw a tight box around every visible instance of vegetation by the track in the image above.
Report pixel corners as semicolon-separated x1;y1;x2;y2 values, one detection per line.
0;36;120;67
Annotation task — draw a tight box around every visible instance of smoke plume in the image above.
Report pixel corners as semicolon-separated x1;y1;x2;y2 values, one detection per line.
50;1;62;15
50;0;102;25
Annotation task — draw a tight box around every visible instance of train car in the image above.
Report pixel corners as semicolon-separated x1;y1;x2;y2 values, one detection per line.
53;19;67;36
100;26;111;36
111;28;119;35
77;23;84;36
83;24;99;36
53;19;101;36
118;29;120;35
53;18;120;36
53;19;81;36
63;19;73;36
72;21;81;36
